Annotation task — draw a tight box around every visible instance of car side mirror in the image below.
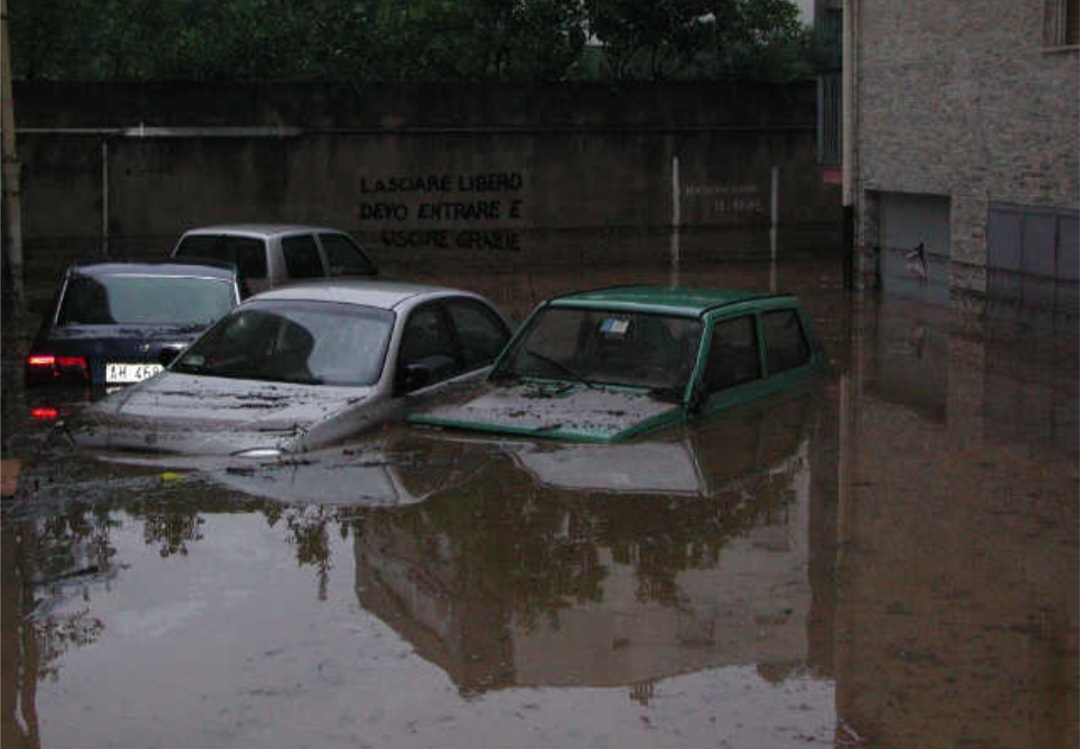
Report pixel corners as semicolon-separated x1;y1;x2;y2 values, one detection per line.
397;354;456;394
159;346;185;366
29;298;53;316
400;363;433;393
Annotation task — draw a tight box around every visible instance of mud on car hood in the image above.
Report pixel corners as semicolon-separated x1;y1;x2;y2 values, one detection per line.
409;381;685;443
68;372;373;456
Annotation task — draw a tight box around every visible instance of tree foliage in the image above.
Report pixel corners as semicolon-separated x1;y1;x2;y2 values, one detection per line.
8;0;835;83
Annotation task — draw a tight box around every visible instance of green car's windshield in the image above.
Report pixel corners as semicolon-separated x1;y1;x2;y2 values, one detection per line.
494;306;703;394
172;300;394;386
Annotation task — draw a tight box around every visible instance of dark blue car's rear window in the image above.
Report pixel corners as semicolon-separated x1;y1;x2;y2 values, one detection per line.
58;274;236;327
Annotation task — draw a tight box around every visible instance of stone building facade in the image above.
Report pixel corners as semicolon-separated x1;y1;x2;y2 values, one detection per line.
847;0;1078;321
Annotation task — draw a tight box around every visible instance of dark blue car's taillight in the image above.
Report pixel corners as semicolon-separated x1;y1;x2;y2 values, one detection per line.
26;354;90;382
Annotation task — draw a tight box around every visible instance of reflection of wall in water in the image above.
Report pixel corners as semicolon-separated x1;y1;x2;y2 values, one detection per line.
982;323;1079;460
863;297;948;424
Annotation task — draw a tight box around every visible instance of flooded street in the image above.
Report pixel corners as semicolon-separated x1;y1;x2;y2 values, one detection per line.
2;242;1077;749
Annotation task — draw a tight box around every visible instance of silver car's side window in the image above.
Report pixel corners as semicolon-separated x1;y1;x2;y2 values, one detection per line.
397;304;460;392
445;299;510;370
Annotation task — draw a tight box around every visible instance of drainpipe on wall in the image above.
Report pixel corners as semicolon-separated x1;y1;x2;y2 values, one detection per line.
770;166;779;293
670;154;681;288
0;0;25;321
842;0;857;290
101;140;109;259
16;126;304;262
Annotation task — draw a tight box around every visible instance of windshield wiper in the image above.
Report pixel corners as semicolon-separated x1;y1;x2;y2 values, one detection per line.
524;348;598;390
648;385;684;402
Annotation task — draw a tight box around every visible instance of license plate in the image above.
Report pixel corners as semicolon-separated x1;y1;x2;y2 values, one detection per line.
106;362;164;384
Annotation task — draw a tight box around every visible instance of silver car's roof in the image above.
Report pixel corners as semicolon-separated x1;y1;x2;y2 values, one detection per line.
179;223;349;239
243;279;487;311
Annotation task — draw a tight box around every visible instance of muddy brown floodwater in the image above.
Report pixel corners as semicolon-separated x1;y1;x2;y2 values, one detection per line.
2;245;1077;749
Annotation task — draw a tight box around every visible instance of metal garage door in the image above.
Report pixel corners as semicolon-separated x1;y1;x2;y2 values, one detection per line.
878;192;951;304
987;202;1079;333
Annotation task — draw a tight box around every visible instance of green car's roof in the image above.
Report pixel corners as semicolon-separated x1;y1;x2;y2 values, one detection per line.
547;285;779;316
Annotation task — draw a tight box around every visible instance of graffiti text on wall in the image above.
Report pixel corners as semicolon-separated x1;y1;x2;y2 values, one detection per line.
684;184;764;216
359;171;525;251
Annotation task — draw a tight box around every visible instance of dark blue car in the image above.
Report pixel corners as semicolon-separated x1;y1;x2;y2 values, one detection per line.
25;262;242;414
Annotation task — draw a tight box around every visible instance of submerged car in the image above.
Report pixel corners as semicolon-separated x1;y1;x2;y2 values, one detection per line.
410;285;828;443
25;262;242;404
171;223;377;296
67;280;512;456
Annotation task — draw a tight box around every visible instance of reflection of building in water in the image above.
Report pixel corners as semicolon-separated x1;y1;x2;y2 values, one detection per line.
836;299;1079;748
353;395;839;698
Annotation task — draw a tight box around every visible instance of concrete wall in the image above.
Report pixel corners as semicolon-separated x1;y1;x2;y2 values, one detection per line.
12;82;841;286
851;0;1080;297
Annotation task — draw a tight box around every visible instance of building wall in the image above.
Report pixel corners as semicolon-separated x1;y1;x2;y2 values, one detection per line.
851;0;1079;298
10;82;842;289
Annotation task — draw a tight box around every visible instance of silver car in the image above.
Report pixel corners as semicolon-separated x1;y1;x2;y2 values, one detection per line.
171;224;377;296
68;280;512;456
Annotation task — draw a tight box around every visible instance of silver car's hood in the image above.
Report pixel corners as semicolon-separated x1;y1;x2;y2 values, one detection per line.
71;372;374;455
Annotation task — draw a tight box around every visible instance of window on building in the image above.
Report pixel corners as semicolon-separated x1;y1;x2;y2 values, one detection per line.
1045;0;1079;47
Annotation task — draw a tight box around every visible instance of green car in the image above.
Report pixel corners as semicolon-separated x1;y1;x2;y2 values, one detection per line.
409;285;829;443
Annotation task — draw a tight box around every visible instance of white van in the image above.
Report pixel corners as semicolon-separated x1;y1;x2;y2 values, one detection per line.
171;224;377;296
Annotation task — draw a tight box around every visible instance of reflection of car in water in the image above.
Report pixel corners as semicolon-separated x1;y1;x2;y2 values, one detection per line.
410;285;829;443
67;280;512;457
201;428;496;508
24;262;243;419
353;393;833;695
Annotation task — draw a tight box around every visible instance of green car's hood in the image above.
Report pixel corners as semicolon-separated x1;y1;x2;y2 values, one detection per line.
409;381;685;443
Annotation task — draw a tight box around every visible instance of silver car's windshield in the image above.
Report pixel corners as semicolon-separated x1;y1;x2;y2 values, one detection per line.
57;274;236;327
172;300;394;386
494;307;703;394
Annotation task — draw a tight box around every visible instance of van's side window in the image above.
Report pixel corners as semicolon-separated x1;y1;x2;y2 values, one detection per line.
320;233;375;276
174;235;267;280
762;309;811;374
703;315;761;393
282;235;325;279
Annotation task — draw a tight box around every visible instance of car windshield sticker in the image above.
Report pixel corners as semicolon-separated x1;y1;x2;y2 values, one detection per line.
599;318;630;336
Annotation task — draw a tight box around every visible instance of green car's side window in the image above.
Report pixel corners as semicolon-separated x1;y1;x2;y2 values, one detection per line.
762;309;811;375
701;315;762;395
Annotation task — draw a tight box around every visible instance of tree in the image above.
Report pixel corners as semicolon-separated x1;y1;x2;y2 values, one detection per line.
585;0;713;80
701;0;815;82
7;0;824;83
